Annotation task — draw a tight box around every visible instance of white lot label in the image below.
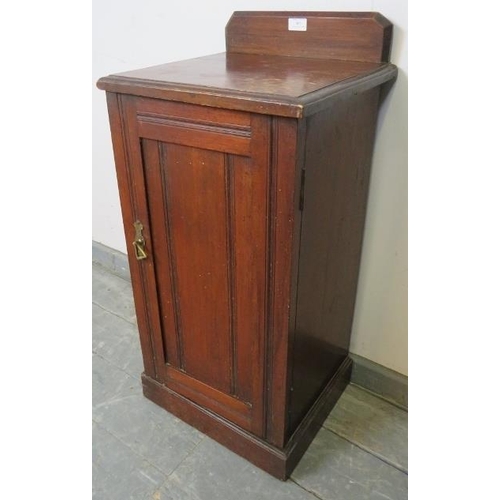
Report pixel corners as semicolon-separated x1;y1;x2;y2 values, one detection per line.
288;18;307;31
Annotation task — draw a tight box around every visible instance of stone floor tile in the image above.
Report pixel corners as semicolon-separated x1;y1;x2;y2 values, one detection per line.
92;462;108;499
154;437;317;500
92;303;143;379
92;353;141;409
94;389;203;476
324;385;408;472
93;422;166;500
292;428;408;500
92;263;136;323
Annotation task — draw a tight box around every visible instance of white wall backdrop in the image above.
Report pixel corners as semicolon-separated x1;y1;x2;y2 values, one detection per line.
93;0;408;375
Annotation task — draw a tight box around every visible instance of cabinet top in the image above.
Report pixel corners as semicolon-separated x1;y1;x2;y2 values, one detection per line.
97;12;397;118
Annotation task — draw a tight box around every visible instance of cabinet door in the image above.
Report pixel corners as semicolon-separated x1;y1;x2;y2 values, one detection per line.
125;97;270;436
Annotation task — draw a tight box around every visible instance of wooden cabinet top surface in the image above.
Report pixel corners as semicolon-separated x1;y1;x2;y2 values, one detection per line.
97;11;397;118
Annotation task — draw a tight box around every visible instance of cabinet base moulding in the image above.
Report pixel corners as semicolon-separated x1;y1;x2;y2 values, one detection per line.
142;356;352;480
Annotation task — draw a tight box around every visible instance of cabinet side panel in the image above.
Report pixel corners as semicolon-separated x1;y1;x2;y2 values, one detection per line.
289;88;380;433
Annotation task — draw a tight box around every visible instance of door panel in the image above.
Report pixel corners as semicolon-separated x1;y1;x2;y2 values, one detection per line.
162;143;232;392
137;102;270;435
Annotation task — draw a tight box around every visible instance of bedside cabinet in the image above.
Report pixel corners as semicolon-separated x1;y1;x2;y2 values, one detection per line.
97;11;397;479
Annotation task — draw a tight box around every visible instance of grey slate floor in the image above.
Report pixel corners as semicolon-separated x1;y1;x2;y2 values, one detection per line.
93;262;408;499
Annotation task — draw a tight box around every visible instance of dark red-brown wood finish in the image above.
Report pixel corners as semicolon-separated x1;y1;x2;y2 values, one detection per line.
226;11;393;62
97;11;397;480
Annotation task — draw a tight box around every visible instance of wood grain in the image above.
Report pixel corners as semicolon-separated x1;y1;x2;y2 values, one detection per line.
104;93;157;379
164;365;252;431
142;373;289;479
163;144;232;392
97;53;396;118
98;10;397;480
264;117;302;448
141;139;181;368
226;11;392;63
136;101;271;436
289;88;381;434
141;356;351;480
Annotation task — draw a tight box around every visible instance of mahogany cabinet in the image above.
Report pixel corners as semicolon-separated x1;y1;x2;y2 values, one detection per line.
97;11;397;479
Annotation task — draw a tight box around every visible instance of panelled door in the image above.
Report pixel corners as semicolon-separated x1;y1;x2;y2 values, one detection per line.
125;97;270;436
